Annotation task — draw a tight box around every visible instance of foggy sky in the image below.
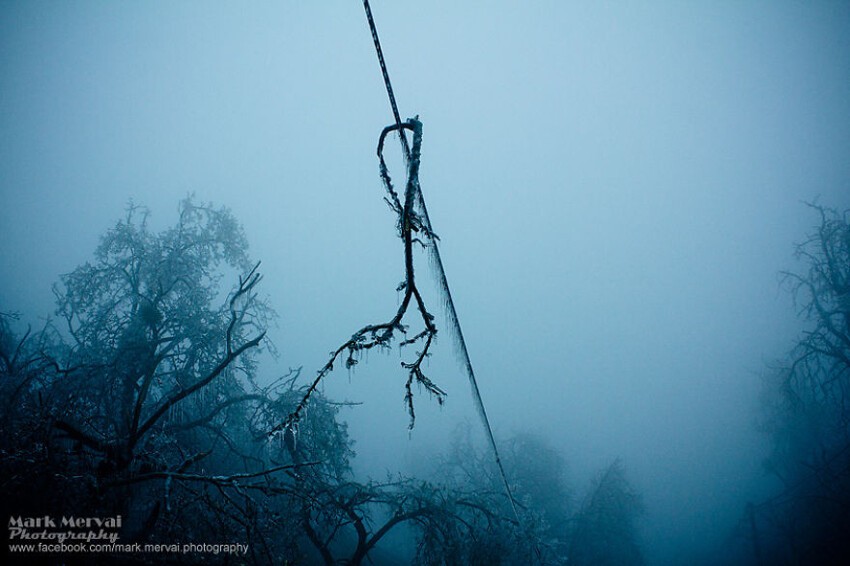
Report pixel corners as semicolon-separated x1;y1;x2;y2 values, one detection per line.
2;2;849;563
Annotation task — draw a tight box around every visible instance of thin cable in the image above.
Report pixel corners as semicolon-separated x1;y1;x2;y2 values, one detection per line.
362;0;409;158
362;0;521;525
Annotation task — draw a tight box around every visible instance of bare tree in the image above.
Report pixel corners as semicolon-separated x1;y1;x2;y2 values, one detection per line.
756;204;850;564
0;199;312;560
568;460;644;566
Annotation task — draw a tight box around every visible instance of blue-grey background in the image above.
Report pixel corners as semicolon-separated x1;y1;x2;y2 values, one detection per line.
2;2;849;563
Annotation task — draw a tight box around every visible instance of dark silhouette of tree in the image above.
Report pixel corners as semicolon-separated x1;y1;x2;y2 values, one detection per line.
503;432;572;546
568;459;644;566
0;199;340;563
0;312;67;523
754;204;850;564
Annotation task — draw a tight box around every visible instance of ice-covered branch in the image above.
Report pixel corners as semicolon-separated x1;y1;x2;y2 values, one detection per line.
268;118;443;438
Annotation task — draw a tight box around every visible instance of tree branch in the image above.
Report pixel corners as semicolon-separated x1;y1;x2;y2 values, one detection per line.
268;118;444;438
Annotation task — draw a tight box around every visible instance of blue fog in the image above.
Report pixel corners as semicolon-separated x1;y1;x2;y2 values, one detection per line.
2;2;849;563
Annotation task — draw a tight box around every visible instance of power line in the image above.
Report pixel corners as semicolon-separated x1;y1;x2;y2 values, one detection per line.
361;0;409;158
361;0;521;525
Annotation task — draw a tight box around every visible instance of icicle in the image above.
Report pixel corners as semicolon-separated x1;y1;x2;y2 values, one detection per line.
164;475;172;512
287;422;299;454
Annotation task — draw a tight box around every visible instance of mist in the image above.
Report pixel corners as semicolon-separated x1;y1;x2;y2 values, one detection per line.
2;2;849;564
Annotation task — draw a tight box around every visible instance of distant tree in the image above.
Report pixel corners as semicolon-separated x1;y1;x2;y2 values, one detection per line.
755;204;850;564
568;459;644;566
503;432;572;544
409;428;646;566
